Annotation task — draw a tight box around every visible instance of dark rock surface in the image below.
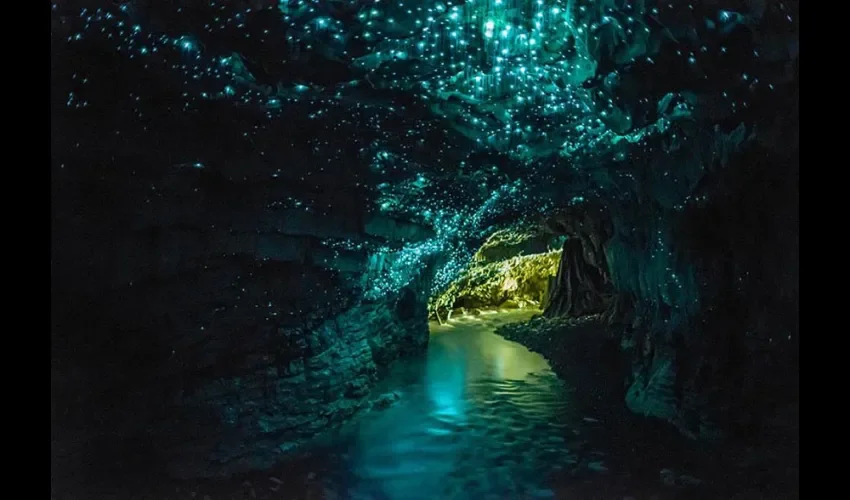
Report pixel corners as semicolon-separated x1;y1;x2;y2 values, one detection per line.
498;316;799;498
51;163;439;481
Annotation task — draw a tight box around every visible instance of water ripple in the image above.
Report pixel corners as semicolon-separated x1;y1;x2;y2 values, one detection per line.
333;310;598;499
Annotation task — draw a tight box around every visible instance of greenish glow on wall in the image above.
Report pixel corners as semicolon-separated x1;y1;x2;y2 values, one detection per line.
430;249;561;318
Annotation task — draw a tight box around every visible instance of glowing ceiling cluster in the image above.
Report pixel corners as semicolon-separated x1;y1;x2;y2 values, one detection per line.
58;1;620;160
351;0;606;154
53;0;798;299
57;0;795;168
364;176;557;298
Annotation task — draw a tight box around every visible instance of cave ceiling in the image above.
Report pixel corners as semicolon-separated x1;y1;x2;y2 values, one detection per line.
52;0;798;293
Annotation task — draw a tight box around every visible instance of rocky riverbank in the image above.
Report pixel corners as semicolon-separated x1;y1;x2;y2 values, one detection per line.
497;315;799;499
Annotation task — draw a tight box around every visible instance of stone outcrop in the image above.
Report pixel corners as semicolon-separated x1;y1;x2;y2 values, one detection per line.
472;229;562;265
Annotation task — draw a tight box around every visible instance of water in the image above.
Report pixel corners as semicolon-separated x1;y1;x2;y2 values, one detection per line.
56;309;796;499
330;310;593;499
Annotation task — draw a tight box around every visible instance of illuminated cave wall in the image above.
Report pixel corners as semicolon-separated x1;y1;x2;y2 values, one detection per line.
429;228;562;319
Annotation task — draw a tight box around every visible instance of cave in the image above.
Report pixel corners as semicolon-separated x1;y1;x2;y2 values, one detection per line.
51;1;798;498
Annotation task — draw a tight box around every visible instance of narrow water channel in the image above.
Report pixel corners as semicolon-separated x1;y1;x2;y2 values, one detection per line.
328;310;605;499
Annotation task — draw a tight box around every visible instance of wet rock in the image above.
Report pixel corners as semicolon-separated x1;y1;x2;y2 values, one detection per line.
625;356;683;432
268;475;283;492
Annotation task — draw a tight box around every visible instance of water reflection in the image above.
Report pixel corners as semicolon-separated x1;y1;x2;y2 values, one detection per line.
336;310;581;499
424;338;467;421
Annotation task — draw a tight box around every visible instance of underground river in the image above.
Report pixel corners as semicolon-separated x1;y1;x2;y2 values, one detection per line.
330;309;593;499
148;310;796;499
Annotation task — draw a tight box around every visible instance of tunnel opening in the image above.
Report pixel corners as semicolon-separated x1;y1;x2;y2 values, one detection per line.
427;226;563;323
428;201;619;327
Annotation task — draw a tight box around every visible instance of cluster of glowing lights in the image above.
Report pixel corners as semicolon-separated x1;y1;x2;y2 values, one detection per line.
54;0;798;303
354;0;609;153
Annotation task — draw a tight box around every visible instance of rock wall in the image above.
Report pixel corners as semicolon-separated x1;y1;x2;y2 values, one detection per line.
528;120;798;441
602;141;799;440
50;20;447;482
157;298;431;478
51;162;438;480
542;205;614;319
505;139;798;441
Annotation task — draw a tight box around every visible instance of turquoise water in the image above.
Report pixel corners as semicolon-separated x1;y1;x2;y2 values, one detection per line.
331;310;596;499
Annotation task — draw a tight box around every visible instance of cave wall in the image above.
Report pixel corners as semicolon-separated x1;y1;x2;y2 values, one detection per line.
50;0;799;476
51;159;439;480
50;10;451;479
548;0;801;440
601;138;798;439
536;98;798;440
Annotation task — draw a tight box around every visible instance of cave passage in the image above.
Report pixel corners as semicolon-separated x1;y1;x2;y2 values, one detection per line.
324;309;582;499
51;0;798;496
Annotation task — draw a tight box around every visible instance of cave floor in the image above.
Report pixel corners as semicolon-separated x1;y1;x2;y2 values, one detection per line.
63;310;798;500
